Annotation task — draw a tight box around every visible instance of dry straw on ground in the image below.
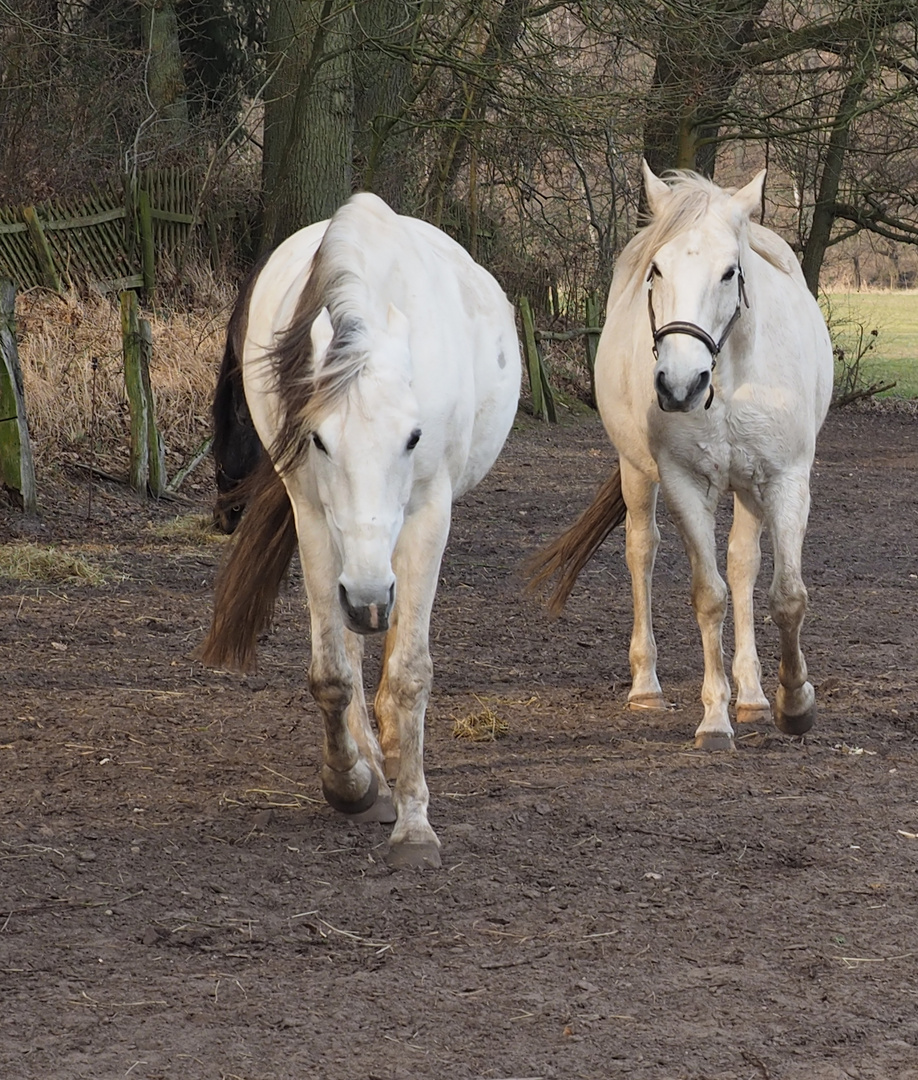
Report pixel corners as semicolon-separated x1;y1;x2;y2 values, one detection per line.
147;513;228;547
451;698;509;741
0;542;107;585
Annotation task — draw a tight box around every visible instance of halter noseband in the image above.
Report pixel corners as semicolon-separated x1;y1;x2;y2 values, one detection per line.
646;266;749;408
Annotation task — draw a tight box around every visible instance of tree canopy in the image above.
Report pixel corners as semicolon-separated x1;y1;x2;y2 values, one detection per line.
1;0;916;296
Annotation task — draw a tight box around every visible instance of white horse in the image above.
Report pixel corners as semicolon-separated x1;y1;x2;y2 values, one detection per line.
200;193;521;867
529;164;833;750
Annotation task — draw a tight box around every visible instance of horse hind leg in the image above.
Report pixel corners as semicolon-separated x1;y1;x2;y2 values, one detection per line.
728;491;771;725
621;463;667;711
766;476;817;736
373;624;402;782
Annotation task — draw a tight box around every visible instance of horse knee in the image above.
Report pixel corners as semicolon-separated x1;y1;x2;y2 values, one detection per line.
692;577;728;623
385;654;433;710
769;581;808;630
308;670;351;715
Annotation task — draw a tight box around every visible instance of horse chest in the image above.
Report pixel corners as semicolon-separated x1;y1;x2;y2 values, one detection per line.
663;424;769;497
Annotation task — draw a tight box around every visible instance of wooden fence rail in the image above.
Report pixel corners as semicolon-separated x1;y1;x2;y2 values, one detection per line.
0;168;212;295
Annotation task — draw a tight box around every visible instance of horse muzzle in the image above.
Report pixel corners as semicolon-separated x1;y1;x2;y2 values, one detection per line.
337;580;396;635
655;367;712;413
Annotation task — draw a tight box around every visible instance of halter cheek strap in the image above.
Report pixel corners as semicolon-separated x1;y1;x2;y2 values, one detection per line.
646;267;749;409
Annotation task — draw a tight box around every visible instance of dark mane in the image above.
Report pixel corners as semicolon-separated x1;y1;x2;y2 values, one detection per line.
267;209;374;474
211;250;272;533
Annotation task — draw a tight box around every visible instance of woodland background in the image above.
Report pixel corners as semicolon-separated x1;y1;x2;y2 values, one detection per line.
3;0;918;310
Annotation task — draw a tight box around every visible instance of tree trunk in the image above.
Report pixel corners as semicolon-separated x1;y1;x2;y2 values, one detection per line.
261;0;354;251
353;1;421;213
139;0;190;145
801;51;873;296
643;0;767;177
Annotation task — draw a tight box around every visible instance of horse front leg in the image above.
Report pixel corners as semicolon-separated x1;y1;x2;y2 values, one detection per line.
374;492;451;870
343;631;395;822
765;473;817;735
728;491;771;724
662;471;733;750
293;505;380;817
620;461;665;710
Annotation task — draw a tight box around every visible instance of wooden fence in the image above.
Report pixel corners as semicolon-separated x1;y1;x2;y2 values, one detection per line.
519;293;603;422
0;168;212;294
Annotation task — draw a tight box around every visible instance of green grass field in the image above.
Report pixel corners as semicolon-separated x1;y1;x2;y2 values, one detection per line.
823;291;918;398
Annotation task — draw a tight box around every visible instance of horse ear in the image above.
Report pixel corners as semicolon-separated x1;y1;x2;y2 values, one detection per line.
642;160;671;215
730;170;767;221
310;307;334;363
386;302;410;343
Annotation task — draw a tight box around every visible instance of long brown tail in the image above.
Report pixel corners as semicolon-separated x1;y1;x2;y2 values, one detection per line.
197;457;297;673
524;466;627;616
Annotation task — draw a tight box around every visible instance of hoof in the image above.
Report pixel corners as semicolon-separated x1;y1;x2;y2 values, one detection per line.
775;684;816;735
775;705;816;736
736;703;772;725
694;730;736;752
348;792;397;824
385;840;441;870
628;692;669;711
321;768;378;816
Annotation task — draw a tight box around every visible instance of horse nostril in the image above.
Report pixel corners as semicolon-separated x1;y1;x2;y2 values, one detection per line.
655;370;669;396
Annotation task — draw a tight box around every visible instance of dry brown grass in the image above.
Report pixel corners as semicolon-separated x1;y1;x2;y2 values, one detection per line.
15;284;233;477
0;541;109;585
147;513;228;547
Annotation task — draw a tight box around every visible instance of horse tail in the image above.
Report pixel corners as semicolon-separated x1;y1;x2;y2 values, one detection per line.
525;466;627;616
197;457;297;673
212;251;273;534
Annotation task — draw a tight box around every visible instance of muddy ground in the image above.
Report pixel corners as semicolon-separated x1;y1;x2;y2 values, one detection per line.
2;404;917;1080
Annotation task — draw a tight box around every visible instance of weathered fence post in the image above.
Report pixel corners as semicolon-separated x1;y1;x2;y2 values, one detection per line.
519;295;557;423
21;206;62;292
0;279;37;513
140;318;166;495
583;291;601;408
121;290;149;493
121;290;166;497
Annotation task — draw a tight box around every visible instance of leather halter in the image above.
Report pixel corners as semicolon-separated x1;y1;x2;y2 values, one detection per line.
646;266;749;408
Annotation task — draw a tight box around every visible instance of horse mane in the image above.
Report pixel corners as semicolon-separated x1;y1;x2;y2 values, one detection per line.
612;171;801;310
614;172;720;301
268;203;376;473
749;221;804;279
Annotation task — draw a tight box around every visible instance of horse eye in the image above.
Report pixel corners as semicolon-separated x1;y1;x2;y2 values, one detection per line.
650;263;661;278
722;266;736;282
312;432;327;454
406;428;421;451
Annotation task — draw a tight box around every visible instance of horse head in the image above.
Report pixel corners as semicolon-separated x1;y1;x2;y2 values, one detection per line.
307;304;421;635
642;162;763;413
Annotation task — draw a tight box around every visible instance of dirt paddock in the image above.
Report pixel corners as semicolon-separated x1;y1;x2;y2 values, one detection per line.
2;405;917;1080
